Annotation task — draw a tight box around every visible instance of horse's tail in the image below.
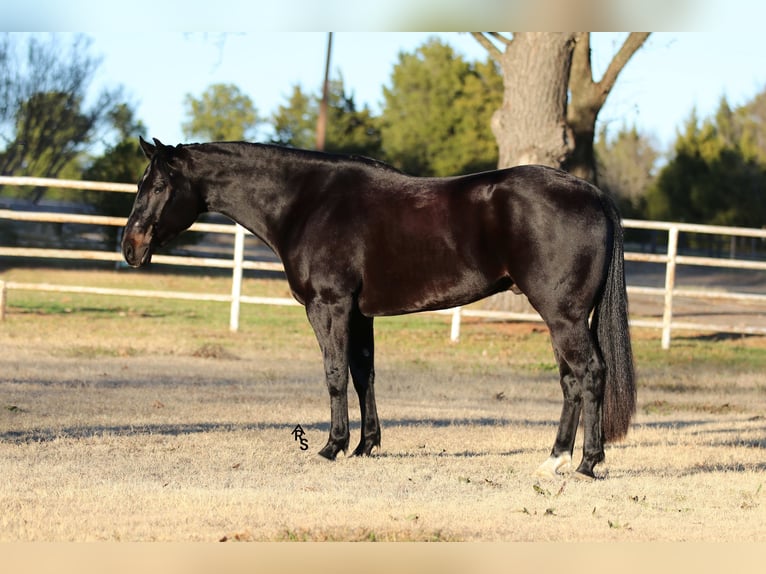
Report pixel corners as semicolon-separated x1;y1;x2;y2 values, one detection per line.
592;194;636;442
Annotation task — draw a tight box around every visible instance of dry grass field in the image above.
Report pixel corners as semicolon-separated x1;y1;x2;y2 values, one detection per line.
1;268;765;542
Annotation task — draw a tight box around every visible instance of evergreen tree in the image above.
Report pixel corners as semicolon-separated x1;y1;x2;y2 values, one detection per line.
646;100;766;227
324;82;382;158
82;103;148;247
381;38;502;176
271;85;316;149
182;83;260;141
595;124;659;217
270;77;382;158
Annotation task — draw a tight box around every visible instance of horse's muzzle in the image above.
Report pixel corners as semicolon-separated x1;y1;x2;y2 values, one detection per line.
122;232;153;268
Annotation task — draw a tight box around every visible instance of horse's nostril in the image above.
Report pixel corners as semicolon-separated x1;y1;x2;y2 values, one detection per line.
123;242;134;262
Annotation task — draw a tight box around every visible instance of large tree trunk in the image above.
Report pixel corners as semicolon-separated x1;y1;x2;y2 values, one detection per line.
563;33;600;182
486;33;576;169
564;32;651;183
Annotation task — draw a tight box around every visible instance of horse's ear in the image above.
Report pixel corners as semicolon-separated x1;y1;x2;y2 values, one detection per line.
139;136;156;159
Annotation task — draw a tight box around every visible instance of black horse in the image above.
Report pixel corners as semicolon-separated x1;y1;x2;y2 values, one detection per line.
122;137;635;479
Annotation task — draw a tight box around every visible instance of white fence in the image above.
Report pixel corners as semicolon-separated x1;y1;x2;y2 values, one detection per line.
2;175;766;349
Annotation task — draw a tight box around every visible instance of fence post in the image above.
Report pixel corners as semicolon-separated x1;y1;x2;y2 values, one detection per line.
450;307;462;342
0;280;6;321
661;226;679;350
114;227;127;270
229;224;246;332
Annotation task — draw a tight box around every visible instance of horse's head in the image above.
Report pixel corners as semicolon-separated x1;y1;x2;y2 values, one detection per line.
122;137;203;267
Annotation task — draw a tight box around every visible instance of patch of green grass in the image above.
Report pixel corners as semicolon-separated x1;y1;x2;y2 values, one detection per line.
634;336;766;372
523;361;559;373
4;267;766;379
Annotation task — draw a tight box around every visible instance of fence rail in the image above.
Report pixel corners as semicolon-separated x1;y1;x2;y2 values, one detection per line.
2;176;766;348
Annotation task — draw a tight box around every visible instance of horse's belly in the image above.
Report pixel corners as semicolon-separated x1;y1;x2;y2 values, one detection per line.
356;202;507;316
357;266;509;317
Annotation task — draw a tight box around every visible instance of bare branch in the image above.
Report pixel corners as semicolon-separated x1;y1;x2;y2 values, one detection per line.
488;33;511;46
596;32;651;105
470;32;504;62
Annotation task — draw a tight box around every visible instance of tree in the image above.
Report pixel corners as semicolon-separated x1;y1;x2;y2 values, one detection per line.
324;81;382;157
82;103;148;247
271;77;382;158
565;33;651;181
272;85;316;150
471;33;575;170
381;38;502;176
645;102;766;228
2;91;91;178
727;90;766;164
471;32;650;182
595;124;659;217
0;33;122;200
84;103;147;184
182;83;260;141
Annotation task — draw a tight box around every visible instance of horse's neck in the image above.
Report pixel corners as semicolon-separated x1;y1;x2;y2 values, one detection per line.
192;144;310;251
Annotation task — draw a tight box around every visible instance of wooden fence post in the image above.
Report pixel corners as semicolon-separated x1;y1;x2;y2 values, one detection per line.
661;226;679;350
229;224;246;332
450;307;462;342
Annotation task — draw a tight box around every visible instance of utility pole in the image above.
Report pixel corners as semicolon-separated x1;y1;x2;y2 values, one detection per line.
316;32;333;151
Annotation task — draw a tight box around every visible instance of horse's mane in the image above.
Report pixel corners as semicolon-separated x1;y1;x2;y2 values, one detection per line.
182;141;405;175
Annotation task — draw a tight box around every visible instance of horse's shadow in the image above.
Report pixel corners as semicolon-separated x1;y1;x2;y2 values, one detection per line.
5;417;761;473
0;416;553;445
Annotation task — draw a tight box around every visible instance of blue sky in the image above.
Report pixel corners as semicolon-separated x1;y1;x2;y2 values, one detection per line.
5;0;766;158
75;31;766;155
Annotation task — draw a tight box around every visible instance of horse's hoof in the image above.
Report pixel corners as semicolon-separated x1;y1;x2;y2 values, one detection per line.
574;460;599;480
351;444;370;457
317;445;339;460
351;440;381;457
534;452;572;479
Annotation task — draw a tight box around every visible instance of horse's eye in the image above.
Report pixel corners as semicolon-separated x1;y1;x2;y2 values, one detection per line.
153;184;165;195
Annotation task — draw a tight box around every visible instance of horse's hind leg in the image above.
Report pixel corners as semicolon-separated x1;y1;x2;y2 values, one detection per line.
535;347;581;478
537;320;606;480
348;304;381;456
576;344;606;479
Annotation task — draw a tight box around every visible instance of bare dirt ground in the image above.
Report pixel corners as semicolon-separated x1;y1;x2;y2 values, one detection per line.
1;311;764;542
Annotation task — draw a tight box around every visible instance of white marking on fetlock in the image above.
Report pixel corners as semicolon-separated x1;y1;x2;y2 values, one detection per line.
534;452;573;479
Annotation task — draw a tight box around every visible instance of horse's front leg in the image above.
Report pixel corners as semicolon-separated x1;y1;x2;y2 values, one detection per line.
306;297;352;460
